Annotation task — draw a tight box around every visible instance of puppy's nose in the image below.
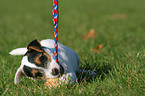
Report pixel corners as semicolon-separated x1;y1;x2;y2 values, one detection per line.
51;68;59;76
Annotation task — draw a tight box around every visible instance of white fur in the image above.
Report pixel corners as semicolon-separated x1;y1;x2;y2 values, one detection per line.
14;67;23;84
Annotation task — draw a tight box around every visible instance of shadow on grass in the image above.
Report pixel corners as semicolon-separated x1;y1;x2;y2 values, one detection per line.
77;63;112;83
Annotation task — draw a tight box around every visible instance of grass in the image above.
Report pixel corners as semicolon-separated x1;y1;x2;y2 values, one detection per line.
0;0;145;95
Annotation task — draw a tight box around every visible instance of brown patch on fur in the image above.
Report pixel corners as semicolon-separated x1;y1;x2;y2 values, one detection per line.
44;52;51;62
35;54;42;65
31;69;46;79
36;74;46;80
39;75;46;80
28;46;44;52
31;70;39;76
36;39;41;44
34;52;51;65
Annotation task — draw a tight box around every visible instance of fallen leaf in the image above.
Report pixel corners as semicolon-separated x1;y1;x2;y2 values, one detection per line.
82;28;97;39
110;14;128;20
91;44;103;53
96;44;103;53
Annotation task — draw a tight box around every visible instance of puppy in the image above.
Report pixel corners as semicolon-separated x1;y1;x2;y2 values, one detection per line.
9;39;80;86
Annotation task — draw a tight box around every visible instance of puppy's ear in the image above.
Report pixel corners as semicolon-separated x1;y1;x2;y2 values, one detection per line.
14;67;25;84
27;39;43;52
9;48;27;55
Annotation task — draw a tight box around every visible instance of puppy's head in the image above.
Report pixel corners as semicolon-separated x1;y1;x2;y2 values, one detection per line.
25;39;51;68
10;39;63;84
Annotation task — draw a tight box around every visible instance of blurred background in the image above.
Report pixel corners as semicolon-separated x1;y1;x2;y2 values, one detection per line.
0;0;145;49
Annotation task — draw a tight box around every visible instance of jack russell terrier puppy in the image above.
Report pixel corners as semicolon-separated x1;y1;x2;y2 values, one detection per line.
9;39;96;87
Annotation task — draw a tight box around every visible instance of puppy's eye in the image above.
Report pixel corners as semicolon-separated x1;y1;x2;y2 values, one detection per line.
40;55;47;61
35;72;43;77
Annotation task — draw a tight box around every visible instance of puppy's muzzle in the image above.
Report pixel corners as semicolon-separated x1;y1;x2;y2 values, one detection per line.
45;60;64;78
51;68;59;76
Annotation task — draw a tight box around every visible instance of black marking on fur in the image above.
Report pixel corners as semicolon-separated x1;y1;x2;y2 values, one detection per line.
51;68;59;76
27;50;48;67
51;62;64;76
27;39;43;51
40;54;47;63
59;64;64;75
23;65;33;77
23;65;43;78
35;71;43;77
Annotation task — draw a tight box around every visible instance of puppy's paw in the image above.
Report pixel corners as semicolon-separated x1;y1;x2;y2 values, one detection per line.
45;78;60;88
